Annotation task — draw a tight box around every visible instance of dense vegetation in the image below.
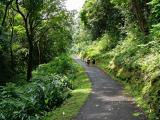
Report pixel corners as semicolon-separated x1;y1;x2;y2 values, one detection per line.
0;55;79;119
75;0;160;119
0;0;73;83
1;0;160;119
0;0;80;119
44;63;91;120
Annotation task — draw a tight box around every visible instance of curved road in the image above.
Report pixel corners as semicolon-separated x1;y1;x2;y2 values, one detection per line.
74;57;147;120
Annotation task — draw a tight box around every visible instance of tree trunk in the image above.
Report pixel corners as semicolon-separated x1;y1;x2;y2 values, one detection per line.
10;24;14;71
37;42;41;65
131;0;149;35
1;0;13;26
27;36;33;81
24;19;33;81
2;4;9;26
15;0;34;81
0;2;9;35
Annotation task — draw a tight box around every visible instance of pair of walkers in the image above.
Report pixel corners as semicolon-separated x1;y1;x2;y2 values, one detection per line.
86;58;95;66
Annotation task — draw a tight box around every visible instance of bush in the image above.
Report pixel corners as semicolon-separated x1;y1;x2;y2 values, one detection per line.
0;54;77;120
31;75;70;108
0;75;71;120
81;28;160;119
33;54;78;79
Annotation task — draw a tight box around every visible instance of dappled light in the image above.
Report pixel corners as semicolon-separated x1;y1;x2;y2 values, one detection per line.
0;0;160;120
75;0;160;119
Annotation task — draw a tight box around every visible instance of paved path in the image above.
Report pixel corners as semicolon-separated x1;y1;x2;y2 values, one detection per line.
74;57;147;120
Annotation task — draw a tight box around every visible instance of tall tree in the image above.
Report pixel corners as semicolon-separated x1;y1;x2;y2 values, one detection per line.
13;0;43;81
130;0;150;35
80;0;123;39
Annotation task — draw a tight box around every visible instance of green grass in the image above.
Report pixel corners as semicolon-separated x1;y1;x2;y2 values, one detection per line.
43;65;91;120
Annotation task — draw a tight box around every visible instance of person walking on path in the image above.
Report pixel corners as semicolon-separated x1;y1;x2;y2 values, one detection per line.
86;58;91;66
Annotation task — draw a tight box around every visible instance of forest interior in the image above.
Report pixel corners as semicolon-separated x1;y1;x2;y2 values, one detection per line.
0;0;160;120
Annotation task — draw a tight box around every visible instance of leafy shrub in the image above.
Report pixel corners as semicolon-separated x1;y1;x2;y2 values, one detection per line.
31;75;70;108
0;75;71;120
81;34;118;58
33;54;78;79
81;27;160;119
0;54;78;120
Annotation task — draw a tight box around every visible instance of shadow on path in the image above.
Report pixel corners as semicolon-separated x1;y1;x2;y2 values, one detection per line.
74;56;147;120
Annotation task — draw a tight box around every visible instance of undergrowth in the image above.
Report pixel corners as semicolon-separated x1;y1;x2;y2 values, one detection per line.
43;63;91;120
0;54;78;120
80;29;160;119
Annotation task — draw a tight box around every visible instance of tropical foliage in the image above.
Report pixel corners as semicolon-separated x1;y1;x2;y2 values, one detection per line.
0;54;78;120
0;0;78;119
75;0;160;119
0;0;73;83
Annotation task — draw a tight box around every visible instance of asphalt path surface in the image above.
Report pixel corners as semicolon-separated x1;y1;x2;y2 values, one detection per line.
74;57;147;120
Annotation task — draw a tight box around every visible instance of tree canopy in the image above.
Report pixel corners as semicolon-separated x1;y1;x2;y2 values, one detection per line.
0;0;74;83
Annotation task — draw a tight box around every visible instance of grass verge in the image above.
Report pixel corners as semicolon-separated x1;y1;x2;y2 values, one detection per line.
43;64;91;120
